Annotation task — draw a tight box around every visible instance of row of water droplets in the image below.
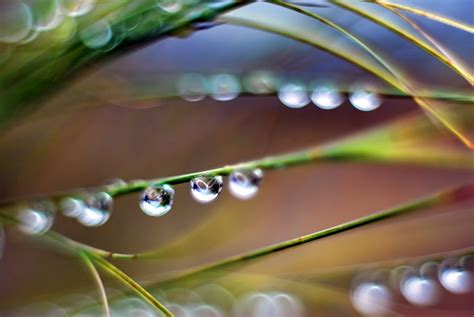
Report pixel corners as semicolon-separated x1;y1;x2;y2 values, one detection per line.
178;72;382;111
16;168;263;235
351;257;473;316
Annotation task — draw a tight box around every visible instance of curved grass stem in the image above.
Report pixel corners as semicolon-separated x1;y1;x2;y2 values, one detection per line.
146;183;471;287
78;251;111;317
88;252;173;316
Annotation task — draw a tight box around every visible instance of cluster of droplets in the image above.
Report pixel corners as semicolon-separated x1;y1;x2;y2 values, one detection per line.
138;168;263;216
0;0;95;46
351;256;473;316
177;72;382;111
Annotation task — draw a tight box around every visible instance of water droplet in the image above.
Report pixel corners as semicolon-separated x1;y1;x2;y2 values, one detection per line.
77;192;112;227
17;201;55;235
278;83;310;109
178;73;208;102
190;175;223;203
351;283;392;316
349;90;381;111
140;184;175;217
58;0;95;17
439;268;472;294
209;74;241;101
311;86;343;110
79;20;113;49
157;0;182;14
60;197;86;218
167;304;190;317
400;276;439;306
191;305;222;317
243;72;278;94
0;2;33;43
229;168;263;200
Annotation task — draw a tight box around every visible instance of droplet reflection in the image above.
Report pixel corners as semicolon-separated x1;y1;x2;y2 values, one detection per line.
17;201;55;235
349;90;381;111
351;283;392;316
178;73;208;102
209;74;241;101
190;176;223;203
80;20;113;49
278;83;310;109
58;0;95;17
140;184;175;217
229;168;263;200
311;86;343;110
400;276;439;306
439;268;472;294
77;192;112;227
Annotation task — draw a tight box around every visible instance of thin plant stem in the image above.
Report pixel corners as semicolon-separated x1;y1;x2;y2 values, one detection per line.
374;0;474;34
78;251;111;317
144;183;472;286
89;252;173;316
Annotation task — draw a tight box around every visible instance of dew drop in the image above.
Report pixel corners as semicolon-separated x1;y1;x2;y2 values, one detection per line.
60;197;86;218
58;0;95;17
311;86;343;110
79;20;113;49
243;71;278;95
209;74;241;101
439;268;472;294
17;201;55;235
178;73;208;102
349;90;381;111
191;305;222;317
190;175;223;203
229;168;263;200
400;276;439;306
351;283;392;316
0;2;33;43
77;192;112;227
278;83;310;109
140;184;175;217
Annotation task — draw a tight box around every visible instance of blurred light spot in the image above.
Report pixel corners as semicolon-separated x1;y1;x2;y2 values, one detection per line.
190;176;223;203
278;83;310;109
351;283;392;316
80;20;113;49
157;0;183;14
401;276;439;306
271;292;304;317
168;304;190;317
17;201;55;235
236;293;276;317
178;73;208;102
58;0;95;17
229;168;263;200
18;30;40;45
209;74;241;101
311;86;344;110
439;268;472;294
349;90;381;111
243;71;278;94
28;0;64;32
0;2;33;43
190;305;222;317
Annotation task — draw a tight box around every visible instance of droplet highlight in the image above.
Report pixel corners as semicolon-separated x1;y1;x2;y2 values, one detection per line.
140;184;175;217
17;201;55;235
278;83;310;109
351;283;392;316
178;73;208;102
77;192;113;227
349;90;381;111
190;175;223;203
311;86;343;110
58;0;95;17
79;20;113;49
439;268;472;294
229;168;263;200
209;74;240;102
400;276;439;306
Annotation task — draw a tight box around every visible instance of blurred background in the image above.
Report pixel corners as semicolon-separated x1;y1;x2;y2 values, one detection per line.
0;0;473;316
